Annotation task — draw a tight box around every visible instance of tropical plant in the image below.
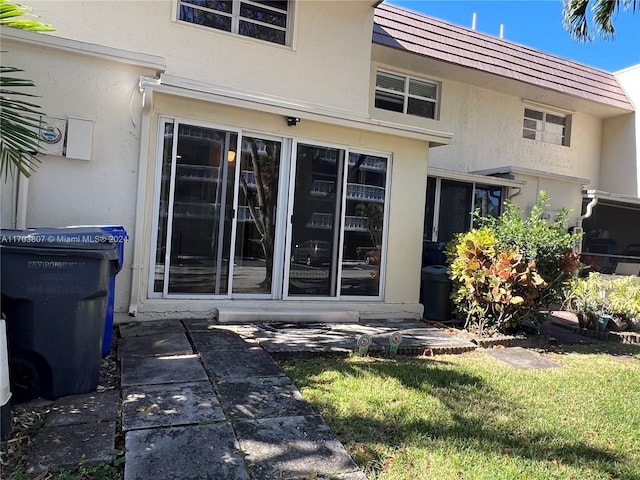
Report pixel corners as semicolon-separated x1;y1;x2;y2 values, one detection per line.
448;193;581;335
0;0;54;180
563;0;638;41
447;227;547;335
566;273;640;331
476;191;582;307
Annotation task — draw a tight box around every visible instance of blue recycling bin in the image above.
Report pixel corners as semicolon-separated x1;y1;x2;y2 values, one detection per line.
95;226;127;356
6;225;127;356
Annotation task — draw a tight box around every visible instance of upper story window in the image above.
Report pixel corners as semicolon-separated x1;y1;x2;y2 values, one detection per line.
375;70;438;120
522;107;569;146
178;0;290;46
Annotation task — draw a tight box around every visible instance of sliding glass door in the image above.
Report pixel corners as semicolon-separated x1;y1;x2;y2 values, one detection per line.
152;120;389;299
153;121;237;295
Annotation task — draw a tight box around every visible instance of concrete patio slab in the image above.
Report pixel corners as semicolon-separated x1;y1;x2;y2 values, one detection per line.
485;347;560;369
216;376;315;419
46;390;120;427
27;421;115;472
117;332;193;359
234;414;360;480
190;329;259;352
122;381;225;431
124;423;250;480
121;354;208;387
252;330;356;354
200;348;284;381
119;320;186;338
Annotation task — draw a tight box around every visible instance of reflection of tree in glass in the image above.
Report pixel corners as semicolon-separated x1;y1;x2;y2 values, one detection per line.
357;203;384;248
238;138;279;287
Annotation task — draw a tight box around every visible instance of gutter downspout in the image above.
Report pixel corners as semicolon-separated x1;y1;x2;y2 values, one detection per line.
128;76;159;316
581;196;598;222
15;173;29;228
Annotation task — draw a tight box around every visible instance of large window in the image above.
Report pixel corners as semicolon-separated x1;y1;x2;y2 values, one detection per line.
522;107;569;146
178;0;290;46
375;70;438;120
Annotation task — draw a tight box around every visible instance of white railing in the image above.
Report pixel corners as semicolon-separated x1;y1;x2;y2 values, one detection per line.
176;164;220;182
306;213;333;230
346;183;385;203
310;180;335;196
344;216;369;231
348;156;386;171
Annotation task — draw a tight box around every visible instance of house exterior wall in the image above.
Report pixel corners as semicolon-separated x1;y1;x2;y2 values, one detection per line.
25;0;375;116
370;57;605;224
132;92;429;319
1;38;158;313
601;66;640;197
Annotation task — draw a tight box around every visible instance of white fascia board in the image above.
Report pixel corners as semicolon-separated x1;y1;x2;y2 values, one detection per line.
155;74;453;145
473;166;591;186
428;167;526;187
584;189;640;206
1;27;166;72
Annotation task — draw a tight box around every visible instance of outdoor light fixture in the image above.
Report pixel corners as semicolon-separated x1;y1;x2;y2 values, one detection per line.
286;116;300;127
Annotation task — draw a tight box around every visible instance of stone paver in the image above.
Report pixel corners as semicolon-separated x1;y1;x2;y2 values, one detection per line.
119;320;186;338
46;390;120;427
200;348;284;381
122;381;225;431
28;421;116;472
190;329;258;352
485;346;560;369
117;332;193;359
124;424;250;480
235;414;360;480
121;355;208;386
216;376;315;419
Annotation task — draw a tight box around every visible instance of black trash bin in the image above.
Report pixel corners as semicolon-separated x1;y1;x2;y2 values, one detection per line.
421;265;452;321
0;231;119;401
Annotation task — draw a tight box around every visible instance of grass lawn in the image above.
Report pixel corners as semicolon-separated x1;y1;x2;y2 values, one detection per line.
281;344;640;480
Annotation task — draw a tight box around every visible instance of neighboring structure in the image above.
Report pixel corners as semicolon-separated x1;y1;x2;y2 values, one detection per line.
1;1;638;321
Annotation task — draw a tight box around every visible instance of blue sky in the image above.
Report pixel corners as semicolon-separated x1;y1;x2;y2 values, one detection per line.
388;0;640;72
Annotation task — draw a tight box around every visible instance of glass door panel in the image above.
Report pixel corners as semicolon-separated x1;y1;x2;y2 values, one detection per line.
153;121;174;293
232;136;282;295
340;153;387;297
288;144;344;296
437;179;472;244
154;122;238;294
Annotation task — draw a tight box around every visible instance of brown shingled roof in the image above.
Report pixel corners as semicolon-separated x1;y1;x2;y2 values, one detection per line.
373;3;633;110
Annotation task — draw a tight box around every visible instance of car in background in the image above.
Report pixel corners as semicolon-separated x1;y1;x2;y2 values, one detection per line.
292;240;331;266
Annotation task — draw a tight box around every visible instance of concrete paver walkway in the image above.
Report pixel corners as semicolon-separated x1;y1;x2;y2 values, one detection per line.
22;316;586;478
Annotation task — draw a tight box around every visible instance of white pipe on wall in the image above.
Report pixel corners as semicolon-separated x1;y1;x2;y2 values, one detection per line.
15;173;29;228
128;77;158;316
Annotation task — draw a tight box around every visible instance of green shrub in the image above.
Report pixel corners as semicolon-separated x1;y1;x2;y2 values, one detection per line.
447;192;581;335
567;273;640;331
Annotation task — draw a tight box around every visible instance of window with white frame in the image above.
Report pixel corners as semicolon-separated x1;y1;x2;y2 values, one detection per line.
177;0;290;46
522;107;569;146
375;70;438;119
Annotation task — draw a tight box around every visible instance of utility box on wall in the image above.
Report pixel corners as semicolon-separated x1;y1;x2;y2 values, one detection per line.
39;116;94;161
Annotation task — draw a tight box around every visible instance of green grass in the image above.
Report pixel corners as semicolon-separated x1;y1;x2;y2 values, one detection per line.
281;344;640;480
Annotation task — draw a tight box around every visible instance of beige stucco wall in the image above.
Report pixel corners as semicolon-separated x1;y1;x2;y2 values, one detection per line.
370;57;605;223
131;92;430;319
1;39;158;313
601;66;640;197
26;0;375;116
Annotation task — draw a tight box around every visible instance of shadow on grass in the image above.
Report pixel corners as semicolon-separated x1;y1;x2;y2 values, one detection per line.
283;357;634;479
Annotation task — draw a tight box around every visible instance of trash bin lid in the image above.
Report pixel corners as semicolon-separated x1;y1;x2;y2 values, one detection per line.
1;229;119;261
422;265;449;276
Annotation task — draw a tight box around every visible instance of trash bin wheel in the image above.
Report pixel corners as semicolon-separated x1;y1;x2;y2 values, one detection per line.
9;355;42;403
